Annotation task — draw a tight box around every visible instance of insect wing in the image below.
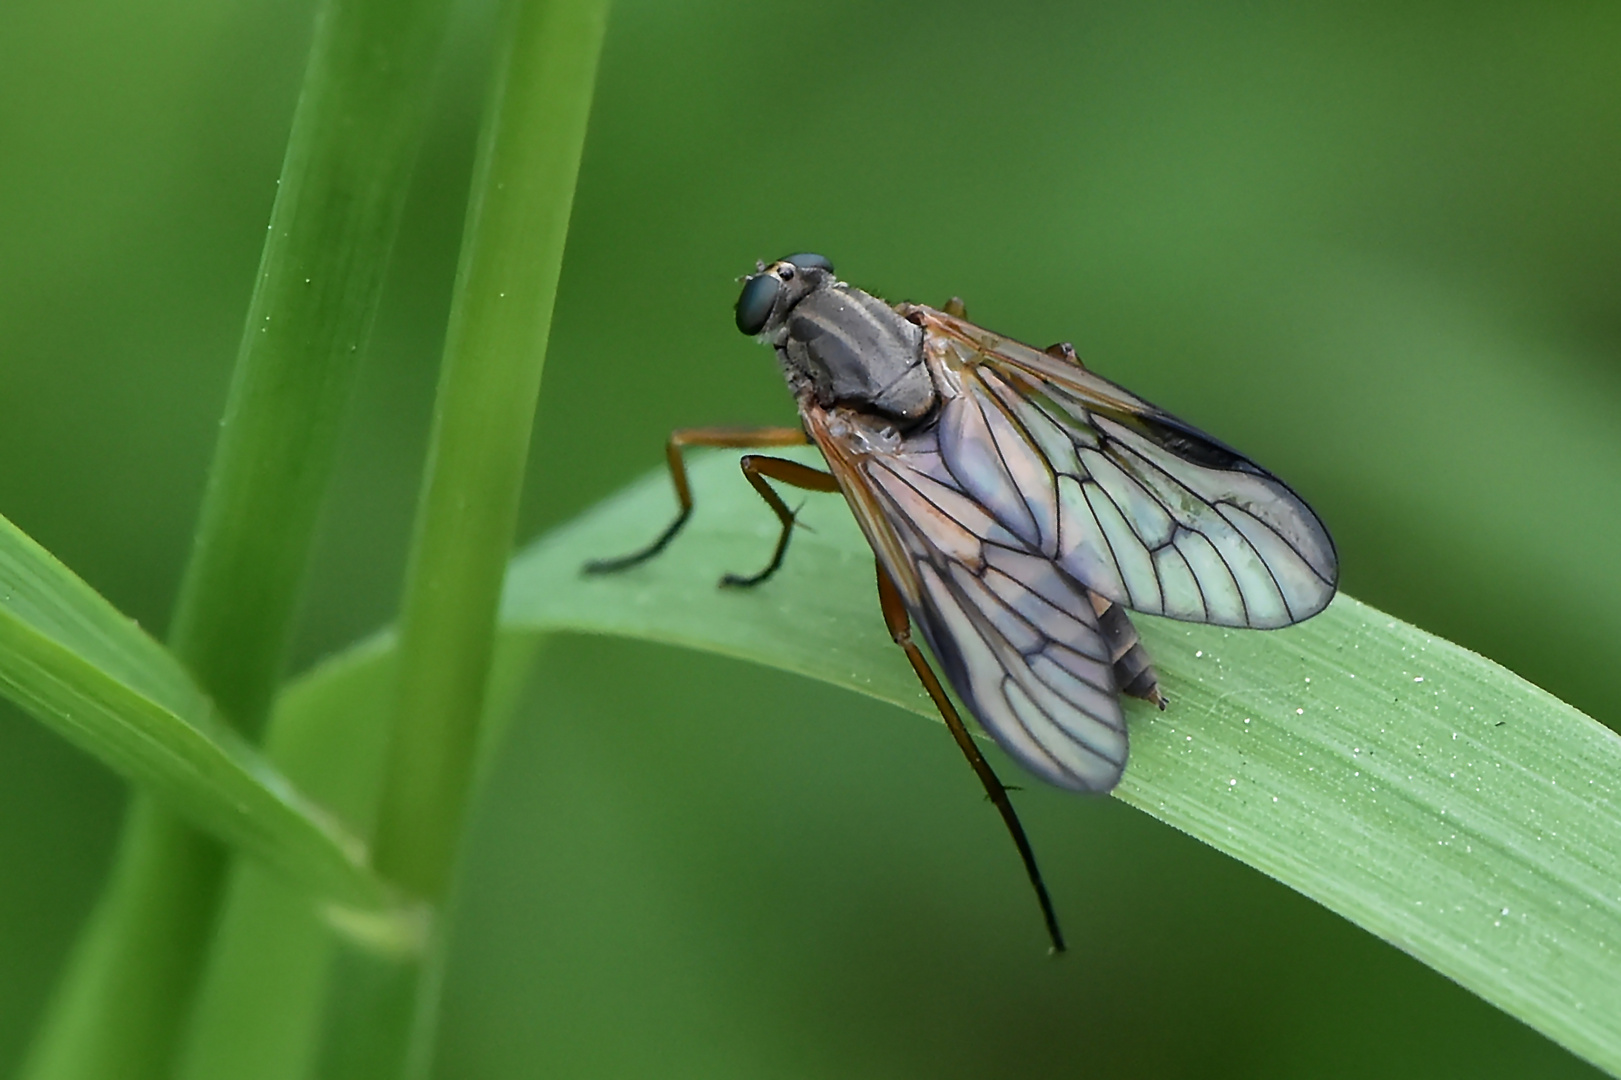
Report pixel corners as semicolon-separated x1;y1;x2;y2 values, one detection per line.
806;407;1129;793
911;306;1338;629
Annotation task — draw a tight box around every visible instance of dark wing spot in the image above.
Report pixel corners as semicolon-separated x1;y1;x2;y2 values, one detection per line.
1131;413;1258;473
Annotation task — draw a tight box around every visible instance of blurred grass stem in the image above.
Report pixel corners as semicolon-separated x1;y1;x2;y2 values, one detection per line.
312;0;609;1074
18;0;452;1074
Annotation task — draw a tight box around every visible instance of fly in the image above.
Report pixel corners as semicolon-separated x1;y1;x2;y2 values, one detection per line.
586;254;1339;952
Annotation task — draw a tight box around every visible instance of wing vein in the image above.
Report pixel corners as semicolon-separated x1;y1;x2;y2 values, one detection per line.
1213;501;1297;621
1109;434;1324;575
1086;467;1160;612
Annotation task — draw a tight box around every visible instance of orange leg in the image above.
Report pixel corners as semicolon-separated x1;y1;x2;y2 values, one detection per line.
583;427;809;575
719;455;841;588
875;560;1066;955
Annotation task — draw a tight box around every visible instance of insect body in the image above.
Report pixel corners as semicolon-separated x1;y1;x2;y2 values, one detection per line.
588;254;1338;950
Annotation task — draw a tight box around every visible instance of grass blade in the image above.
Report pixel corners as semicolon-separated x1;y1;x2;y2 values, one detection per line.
157;445;1621;1075
168;0;454;737
174;636;540;1080
0;511;400;915
374;0;610;904
496;448;1621;1076
21;0;457;1074
311;0;609;1074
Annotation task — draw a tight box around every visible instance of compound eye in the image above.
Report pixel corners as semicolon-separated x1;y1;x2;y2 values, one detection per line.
735;273;781;335
785;252;833;274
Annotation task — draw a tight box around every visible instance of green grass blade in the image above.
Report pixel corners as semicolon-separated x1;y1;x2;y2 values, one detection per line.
311;0;609;1074
374;0;610;904
172;637;396;1080
176;636;539;1080
154;444;1621;1076
0;511;400;915
20;0;458;1074
168;0;454;737
497;448;1621;1076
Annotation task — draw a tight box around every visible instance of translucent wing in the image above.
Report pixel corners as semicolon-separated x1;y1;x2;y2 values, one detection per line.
906;305;1338;629
806;407;1129;793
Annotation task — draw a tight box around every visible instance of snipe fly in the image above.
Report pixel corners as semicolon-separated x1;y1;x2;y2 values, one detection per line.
587;254;1338;951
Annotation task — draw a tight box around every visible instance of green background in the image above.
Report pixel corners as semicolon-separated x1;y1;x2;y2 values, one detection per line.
2;0;1618;1076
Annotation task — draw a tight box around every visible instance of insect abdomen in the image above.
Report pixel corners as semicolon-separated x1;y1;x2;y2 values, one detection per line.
1090;594;1165;707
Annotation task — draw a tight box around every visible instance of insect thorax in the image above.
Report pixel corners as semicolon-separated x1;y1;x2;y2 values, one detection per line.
776;284;937;427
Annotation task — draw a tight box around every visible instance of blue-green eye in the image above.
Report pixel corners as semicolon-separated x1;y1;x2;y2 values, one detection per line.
784;253;833;274
735;273;781;334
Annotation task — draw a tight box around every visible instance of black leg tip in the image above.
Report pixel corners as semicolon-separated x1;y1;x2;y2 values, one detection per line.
582;554;642;576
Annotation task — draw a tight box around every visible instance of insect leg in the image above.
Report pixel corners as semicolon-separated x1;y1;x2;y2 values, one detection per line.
875;559;1067;955
720;456;841;588
583;426;808;574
